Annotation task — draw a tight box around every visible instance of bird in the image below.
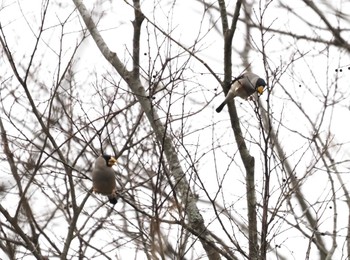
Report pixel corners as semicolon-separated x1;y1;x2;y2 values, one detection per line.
91;155;118;205
216;72;266;113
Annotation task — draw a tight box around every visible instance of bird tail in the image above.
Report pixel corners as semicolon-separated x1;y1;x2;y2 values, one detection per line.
216;102;226;113
108;193;118;205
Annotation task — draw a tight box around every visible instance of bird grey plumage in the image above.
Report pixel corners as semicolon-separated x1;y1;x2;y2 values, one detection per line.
216;72;266;113
92;155;118;204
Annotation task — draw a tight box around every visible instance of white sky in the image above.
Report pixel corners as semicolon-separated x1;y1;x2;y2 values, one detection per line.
1;0;350;259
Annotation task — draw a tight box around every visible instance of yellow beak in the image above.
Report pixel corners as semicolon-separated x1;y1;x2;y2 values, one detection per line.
257;86;264;95
108;157;117;166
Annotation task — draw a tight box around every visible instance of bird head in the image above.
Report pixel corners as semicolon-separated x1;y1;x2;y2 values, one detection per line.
255;78;266;95
102;155;117;167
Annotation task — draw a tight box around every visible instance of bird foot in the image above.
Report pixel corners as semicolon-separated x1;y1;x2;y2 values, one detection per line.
92;187;101;194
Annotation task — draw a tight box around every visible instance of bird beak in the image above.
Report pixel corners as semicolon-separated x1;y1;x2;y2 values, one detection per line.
257;86;264;95
109;157;117;166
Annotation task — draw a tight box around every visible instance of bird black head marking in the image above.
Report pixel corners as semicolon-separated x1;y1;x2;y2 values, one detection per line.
255;78;266;95
255;78;266;88
102;155;117;167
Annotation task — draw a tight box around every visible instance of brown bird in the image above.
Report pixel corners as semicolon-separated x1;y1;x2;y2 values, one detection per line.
92;155;118;204
216;72;266;113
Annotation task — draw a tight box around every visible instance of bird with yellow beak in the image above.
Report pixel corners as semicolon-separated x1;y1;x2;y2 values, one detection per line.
216;72;266;113
92;155;118;204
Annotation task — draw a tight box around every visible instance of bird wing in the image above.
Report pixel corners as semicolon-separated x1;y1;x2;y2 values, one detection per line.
239;73;259;96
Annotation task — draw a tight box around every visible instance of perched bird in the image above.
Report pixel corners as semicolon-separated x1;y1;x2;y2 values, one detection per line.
92;155;118;205
216;72;266;113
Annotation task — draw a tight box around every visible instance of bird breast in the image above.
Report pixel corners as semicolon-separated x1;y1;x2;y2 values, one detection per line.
92;167;116;195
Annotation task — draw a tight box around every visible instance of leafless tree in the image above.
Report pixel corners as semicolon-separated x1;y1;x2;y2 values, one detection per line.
0;0;349;259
